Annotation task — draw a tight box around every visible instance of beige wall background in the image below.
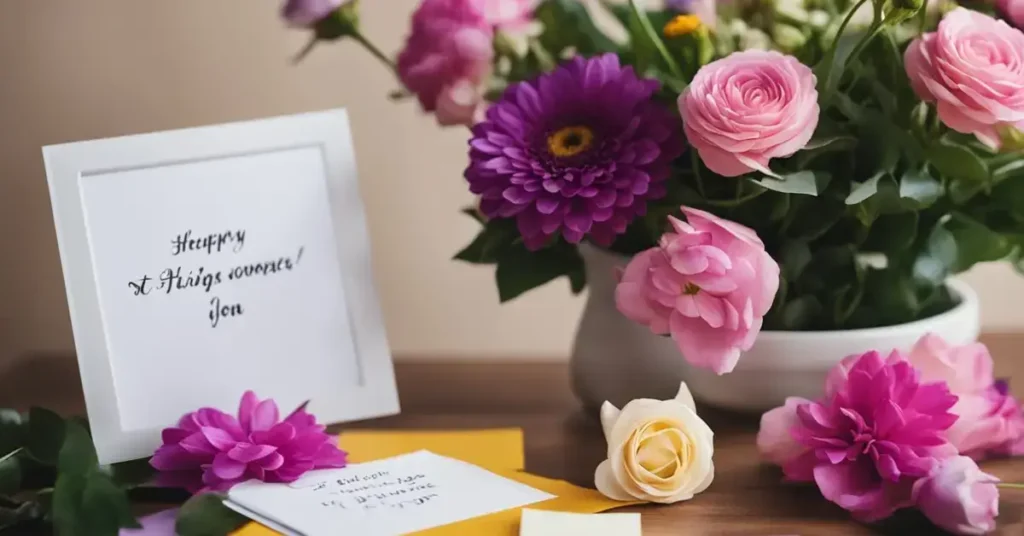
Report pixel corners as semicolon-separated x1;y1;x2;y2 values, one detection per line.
0;0;1021;372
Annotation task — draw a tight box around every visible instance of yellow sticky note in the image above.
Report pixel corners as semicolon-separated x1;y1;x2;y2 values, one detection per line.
230;471;637;536
338;429;525;469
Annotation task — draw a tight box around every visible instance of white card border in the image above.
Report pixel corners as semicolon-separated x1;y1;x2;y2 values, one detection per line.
43;109;399;464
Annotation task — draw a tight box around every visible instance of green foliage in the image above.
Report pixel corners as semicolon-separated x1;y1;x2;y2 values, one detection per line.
175;494;249;536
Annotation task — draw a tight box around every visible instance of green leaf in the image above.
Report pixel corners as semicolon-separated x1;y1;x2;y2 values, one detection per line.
536;0;618;55
946;213;1012;272
779;241;812;281
803;134;858;152
0;500;43;531
81;472;139;533
994;159;1024;183
863;212;918;254
927;140;989;183
750;171;826;196
109;458;155;489
57;420;97;477
0;409;24;458
453;220;518;264
913;224;958;285
0;452;21;495
51;472;87;536
781;295;823;330
459;206;484;224
846;172;884;205
176;493;248;536
899;167;942;207
495;242;584;302
25;408;64;466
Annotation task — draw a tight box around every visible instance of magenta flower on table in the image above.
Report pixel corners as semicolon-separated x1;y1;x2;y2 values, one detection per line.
281;0;347;27
904;8;1024;150
779;350;959;522
398;0;494;127
466;54;682;249
150;391;347;492
678;50;819;177
614;207;779;374
912;456;999;535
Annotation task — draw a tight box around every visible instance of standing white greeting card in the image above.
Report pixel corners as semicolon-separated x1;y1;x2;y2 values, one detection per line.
43;109;398;464
226;450;555;536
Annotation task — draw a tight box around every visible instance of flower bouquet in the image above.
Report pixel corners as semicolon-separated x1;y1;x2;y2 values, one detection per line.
288;0;1024;378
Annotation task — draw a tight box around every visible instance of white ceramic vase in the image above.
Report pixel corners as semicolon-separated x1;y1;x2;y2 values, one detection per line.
569;245;981;412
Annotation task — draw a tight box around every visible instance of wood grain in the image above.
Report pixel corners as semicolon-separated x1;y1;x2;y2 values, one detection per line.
2;333;1024;534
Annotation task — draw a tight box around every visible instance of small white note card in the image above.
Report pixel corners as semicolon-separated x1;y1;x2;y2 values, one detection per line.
519;510;642;536
227;450;554;536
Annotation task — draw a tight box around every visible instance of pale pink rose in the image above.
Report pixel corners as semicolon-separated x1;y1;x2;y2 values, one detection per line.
470;0;536;30
757;396;811;466
908;334;993;393
904;8;1024;149
998;0;1024;30
912;456;999;535
397;0;494;127
678;50;819;177
615;207;780;374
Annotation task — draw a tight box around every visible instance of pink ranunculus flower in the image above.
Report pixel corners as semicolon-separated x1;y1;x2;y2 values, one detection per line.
1000;0;1024;28
150;391;347;492
615;207;780;374
756;396;812;467
281;0;346;27
905;334;1024;459
905;8;1024;149
782;350;959;522
913;456;999;535
398;0;494;127
678;50;819;177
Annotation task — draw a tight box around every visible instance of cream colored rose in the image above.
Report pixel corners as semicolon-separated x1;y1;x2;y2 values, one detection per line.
594;382;715;504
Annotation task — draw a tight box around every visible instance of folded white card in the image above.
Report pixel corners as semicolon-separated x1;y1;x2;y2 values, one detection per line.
519;509;642;536
227;450;554;536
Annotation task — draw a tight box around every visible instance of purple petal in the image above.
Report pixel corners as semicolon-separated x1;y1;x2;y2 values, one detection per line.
201;427;239;451
227;443;277;463
212;453;246;480
238;391;259;433
179;433;217;455
249;399;280;433
251;422;296;446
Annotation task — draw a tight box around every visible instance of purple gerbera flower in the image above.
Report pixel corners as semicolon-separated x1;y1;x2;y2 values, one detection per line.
783;350;960;522
466;53;682;249
150;391;347;492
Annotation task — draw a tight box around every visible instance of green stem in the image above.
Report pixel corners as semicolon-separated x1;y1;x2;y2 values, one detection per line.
0;447;22;465
352;31;397;75
845;22;885;75
691;154;707;199
292;37;318;64
706;188;767;207
627;0;684;80
918;0;930;33
998;483;1024;489
819;0;872;92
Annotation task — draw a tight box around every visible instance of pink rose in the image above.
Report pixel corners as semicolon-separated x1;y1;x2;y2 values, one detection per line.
904;334;1024;458
904;8;1024;149
398;0;494;127
281;0;345;27
469;0;536;30
757;396;811;467
998;0;1024;29
615;206;780;374
678;50;819;177
913;456;999;535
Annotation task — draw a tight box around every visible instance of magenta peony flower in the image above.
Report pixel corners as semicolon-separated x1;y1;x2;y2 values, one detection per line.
757;396;812;466
150;391;347;492
615;207;779;374
904;8;1024;149
466;54;682;248
913;456;999;535
398;0;494;127
678;50;819;177
904;334;1024;459
999;0;1024;28
782;350;959;521
281;0;346;27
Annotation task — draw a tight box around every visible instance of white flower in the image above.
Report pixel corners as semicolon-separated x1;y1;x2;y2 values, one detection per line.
594;382;715;504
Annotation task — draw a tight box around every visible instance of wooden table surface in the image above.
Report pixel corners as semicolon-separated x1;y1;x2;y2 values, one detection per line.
3;334;1024;535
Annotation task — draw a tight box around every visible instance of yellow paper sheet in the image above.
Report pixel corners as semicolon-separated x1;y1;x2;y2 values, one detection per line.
230;429;636;536
338;428;525;469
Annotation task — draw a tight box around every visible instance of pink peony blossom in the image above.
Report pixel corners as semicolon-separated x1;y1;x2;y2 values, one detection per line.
398;0;494;127
757;396;812;466
150;391;347;492
999;0;1024;28
678;50;819;177
281;0;345;27
904;8;1024;149
615;206;779;374
781;350;959;522
913;456;999;535
469;0;536;30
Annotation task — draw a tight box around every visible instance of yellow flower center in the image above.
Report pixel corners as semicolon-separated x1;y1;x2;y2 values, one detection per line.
547;125;594;158
683;282;701;295
663;14;703;38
